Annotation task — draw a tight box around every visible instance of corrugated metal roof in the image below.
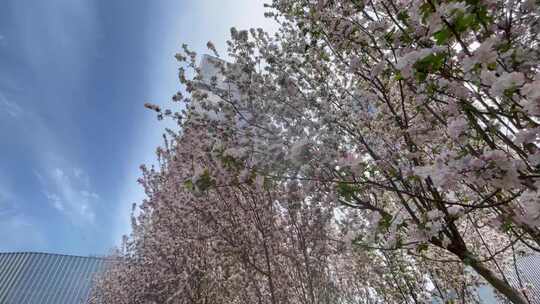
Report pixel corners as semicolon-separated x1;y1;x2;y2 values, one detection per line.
508;254;540;303
0;252;106;304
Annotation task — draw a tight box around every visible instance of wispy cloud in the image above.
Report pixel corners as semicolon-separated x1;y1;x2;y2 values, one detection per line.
0;92;22;118
38;167;99;223
45;192;64;211
2;0;100;226
10;0;98;75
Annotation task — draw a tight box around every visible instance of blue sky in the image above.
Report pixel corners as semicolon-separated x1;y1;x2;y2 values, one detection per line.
0;0;276;256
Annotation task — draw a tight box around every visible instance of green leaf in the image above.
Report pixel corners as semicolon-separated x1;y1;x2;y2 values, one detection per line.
195;170;214;192
502;219;513;232
415;71;428;82
351;0;365;10
416;243;429;253
220;153;243;171
378;213;393;230
419;2;434;22
427;82;439;94
400;32;413;44
433;28;451;45
397;11;409;23
320;52;330;62
413;52;446;81
184;180;194;191
384;30;394;43
454;13;477;33
337;182;359;201
473;3;493;24
504;87;518;98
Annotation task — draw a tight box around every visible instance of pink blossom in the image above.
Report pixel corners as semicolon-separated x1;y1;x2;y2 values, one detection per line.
490;72;525;96
448;116;468;139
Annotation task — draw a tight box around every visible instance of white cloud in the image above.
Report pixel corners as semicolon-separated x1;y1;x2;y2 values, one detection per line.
2;0;100;227
0;92;22;118
53;168;64;179
39;167;99;223
45;192;64;211
81;190;99;199
73;167;83;178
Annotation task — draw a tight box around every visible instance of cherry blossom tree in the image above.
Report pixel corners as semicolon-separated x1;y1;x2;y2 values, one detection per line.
91;125;483;303
92;0;539;303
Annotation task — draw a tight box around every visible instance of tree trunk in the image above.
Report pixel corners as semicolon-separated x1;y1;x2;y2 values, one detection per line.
459;252;528;304
442;223;528;304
